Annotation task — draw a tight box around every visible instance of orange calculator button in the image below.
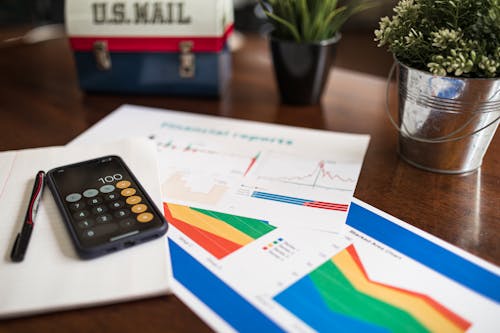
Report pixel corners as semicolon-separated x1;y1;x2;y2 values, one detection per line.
116;180;131;189
131;204;147;214
137;212;154;223
126;195;142;205
121;188;136;197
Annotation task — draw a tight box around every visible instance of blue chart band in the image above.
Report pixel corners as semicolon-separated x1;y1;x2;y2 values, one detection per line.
251;191;309;205
346;202;500;303
168;239;285;333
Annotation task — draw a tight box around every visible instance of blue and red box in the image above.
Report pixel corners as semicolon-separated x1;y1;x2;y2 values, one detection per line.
65;0;233;96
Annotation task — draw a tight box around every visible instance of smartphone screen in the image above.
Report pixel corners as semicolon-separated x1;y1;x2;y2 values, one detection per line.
47;155;168;259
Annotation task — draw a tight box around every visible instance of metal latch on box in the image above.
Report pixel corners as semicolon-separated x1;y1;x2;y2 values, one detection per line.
93;40;111;71
179;41;195;78
91;40;194;76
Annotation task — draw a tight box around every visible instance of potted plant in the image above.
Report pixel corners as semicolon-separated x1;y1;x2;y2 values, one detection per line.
258;0;376;105
375;0;500;174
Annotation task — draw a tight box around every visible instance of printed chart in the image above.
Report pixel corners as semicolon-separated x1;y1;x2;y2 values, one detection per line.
253;152;360;192
164;202;276;259
152;136;260;178
147;120;368;232
275;245;470;333
239;151;361;217
162;171;230;206
165;200;500;333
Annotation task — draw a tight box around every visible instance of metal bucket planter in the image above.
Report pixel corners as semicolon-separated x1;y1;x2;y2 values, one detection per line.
387;61;500;174
270;34;340;105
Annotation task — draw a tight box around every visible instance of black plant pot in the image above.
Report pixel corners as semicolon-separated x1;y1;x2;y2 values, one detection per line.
270;34;340;105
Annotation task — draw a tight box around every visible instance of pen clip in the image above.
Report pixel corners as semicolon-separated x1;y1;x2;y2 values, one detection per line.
27;171;45;225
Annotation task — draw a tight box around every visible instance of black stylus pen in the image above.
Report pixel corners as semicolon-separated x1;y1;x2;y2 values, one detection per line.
11;170;46;262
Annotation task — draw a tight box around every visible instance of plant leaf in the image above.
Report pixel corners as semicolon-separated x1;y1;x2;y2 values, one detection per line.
262;9;302;42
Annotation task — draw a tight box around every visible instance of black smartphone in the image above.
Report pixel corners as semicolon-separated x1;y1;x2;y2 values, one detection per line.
46;155;168;259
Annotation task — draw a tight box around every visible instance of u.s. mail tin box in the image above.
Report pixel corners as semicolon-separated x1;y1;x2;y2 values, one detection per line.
65;0;233;96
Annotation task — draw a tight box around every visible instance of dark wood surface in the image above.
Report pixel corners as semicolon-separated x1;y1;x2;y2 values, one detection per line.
0;30;498;332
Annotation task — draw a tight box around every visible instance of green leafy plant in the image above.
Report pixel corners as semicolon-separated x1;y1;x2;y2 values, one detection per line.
258;0;377;43
375;0;500;78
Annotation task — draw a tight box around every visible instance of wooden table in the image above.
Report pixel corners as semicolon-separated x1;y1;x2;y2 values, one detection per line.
0;31;498;332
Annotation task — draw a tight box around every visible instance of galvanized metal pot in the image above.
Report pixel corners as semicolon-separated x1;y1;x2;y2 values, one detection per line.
389;61;500;174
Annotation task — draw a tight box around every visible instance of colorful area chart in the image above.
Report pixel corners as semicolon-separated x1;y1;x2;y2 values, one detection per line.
164;203;276;259
274;245;470;333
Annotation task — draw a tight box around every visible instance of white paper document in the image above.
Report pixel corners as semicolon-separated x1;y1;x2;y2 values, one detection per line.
0;138;171;318
164;199;500;333
71;105;499;332
73;104;371;233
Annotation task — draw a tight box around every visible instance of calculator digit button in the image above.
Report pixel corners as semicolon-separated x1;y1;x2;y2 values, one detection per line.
126;195;142;205
137;212;154;223
83;230;96;238
92;205;108;214
74;210;90;219
66;193;82;202
114;209;131;218
69;201;86;211
99;185;115;193
121;188;136;197
83;189;99;198
119;218;135;229
104;193;119;201
96;214;113;223
116;180;131;189
78;219;94;228
109;200;125;209
131;204;147;214
120;218;135;229
88;197;103;205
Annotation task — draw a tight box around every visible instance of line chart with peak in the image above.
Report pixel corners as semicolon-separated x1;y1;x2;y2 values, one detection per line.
251;152;360;192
